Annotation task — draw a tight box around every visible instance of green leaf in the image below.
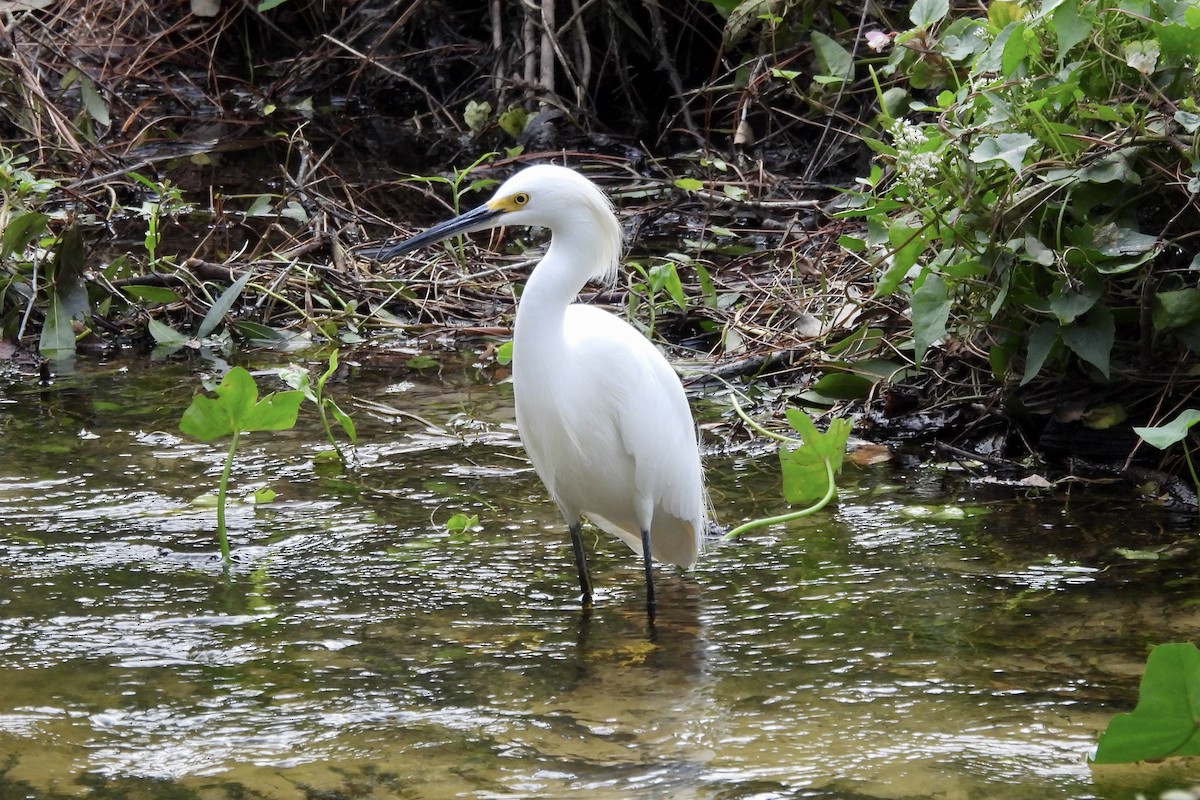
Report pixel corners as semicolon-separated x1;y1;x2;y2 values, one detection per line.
179;367;303;441
1000;21;1030;74
1061;305;1114;377
1048;280;1101;324
1052;0;1094;59
1158;22;1200;59
234;321;290;343
1;211;50;259
197;270;254;339
52;225;88;318
1153;289;1200;332
122;285;180;304
874;224;925;297
1021;320;1059;385
406;355;439;370
1134;409;1200;449
910;0;949;27
1123;39;1160;75
463;99;492;134
79;74;110;127
969;133;1036;175
249;487;278;504
246;195;275;216
988;0;1024;27
147;317;189;346
319;349;340;388
498;106;529;138
464;178;500;195
1093;222;1159;258
1176;110;1200;134
649;262;687;309
496;339;513;366
445;513;480;534
809;371;875;400
38;293;76;361
281;201;309;224
179;393;235;441
1094;643;1200;763
1044;150;1141;185
811;31;854;81
911;273;949;366
242;388;305;432
329;401;359;444
779;411;851;505
277;364;315;401
674;178;704;192
978;21;1009;71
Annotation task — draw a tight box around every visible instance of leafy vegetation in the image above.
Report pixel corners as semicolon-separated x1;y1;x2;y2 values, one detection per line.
280;350;359;467
1134;409;1200;499
725;399;852;538
1094;642;1200;763
841;0;1199;388
179;366;304;566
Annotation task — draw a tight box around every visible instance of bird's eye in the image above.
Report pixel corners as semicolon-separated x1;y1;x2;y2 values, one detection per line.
512;192;529;206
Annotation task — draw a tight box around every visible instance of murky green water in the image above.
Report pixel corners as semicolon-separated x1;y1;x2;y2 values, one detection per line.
1;350;1197;799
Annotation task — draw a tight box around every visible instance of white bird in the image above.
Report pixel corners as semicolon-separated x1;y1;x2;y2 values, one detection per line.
373;164;709;615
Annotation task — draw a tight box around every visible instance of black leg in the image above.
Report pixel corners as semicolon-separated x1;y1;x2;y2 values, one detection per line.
641;527;656;619
569;521;593;611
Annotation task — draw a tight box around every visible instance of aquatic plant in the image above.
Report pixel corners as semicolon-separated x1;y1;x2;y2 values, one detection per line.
179;366;304;566
724;400;851;538
1094;642;1200;763
1133;409;1200;504
128;173;192;271
279;349;359;466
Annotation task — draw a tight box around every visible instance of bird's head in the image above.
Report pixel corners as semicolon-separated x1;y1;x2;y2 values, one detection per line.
370;164;623;284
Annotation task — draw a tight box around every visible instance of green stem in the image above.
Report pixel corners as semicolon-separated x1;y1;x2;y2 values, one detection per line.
723;457;837;539
216;429;239;567
317;400;347;466
731;394;801;444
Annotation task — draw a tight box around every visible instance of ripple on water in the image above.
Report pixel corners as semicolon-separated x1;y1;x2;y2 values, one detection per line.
0;362;1192;799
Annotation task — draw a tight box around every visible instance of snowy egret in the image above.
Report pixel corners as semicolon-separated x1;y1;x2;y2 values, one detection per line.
373;164;708;615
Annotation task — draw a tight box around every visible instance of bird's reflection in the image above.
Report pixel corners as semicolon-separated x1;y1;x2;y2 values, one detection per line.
573;574;705;662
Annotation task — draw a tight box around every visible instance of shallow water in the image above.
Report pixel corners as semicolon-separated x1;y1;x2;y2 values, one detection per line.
1;350;1197;799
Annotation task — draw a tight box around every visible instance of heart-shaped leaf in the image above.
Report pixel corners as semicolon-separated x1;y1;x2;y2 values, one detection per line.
1094;643;1200;763
180;367;303;441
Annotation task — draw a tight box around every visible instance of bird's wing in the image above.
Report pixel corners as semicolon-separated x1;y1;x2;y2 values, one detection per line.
563;305;706;537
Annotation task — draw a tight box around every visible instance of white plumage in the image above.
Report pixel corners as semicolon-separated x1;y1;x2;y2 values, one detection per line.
376;164;708;614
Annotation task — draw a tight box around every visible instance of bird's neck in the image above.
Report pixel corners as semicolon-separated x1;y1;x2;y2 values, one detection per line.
518;232;588;321
513;234;591;355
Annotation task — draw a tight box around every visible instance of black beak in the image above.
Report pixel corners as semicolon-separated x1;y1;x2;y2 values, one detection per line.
361;203;505;262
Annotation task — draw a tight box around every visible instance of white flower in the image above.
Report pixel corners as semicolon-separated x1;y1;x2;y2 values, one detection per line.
890;118;928;150
888;119;939;190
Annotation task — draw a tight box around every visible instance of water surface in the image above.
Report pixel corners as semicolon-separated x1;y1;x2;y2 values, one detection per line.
0;352;1195;799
